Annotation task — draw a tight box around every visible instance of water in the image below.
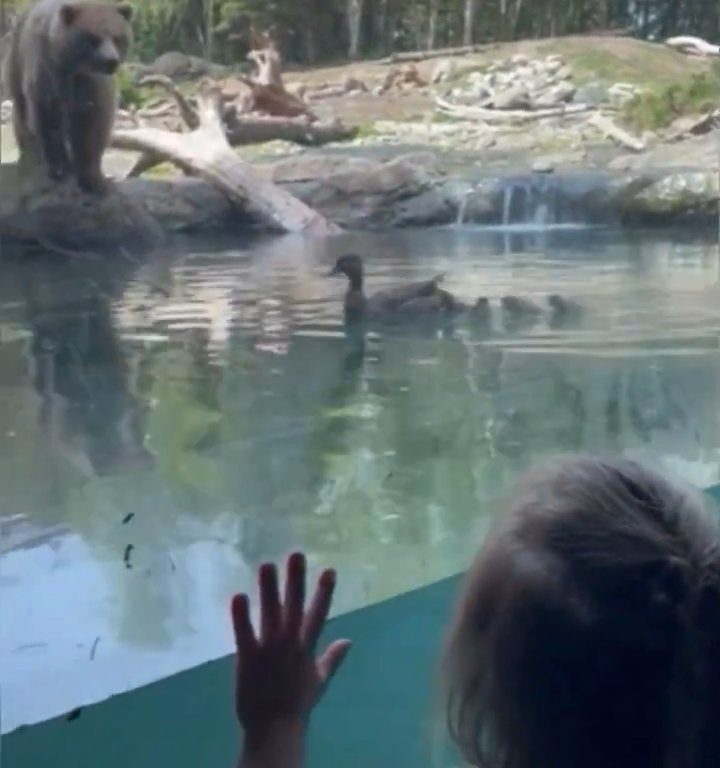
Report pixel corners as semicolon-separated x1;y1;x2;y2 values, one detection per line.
456;172;621;228
2;225;720;733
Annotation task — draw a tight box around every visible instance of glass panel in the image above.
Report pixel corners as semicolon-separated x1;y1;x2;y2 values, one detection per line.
1;0;719;763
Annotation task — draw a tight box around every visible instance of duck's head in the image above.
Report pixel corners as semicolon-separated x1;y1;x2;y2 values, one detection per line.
328;254;364;282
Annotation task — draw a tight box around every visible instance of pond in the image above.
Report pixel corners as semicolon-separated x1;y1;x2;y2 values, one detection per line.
2;223;720;734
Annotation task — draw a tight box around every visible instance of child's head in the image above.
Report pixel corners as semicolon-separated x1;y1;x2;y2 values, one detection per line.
443;456;720;768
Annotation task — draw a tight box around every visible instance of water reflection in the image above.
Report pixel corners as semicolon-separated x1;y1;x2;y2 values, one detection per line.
1;227;720;732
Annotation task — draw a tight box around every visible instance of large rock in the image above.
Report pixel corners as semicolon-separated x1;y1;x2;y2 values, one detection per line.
145;52;228;82
264;152;454;228
534;81;577;107
493;84;532;110
574;81;610;106
614;171;719;222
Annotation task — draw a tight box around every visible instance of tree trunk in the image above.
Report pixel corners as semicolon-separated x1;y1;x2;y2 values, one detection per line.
463;0;476;45
347;0;363;58
112;83;340;236
204;0;214;62
375;0;390;54
427;0;439;50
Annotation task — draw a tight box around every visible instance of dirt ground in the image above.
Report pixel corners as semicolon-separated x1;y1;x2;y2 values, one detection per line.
281;35;715;126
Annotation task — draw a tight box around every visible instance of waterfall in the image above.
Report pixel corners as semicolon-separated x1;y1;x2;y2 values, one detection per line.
451;172;617;229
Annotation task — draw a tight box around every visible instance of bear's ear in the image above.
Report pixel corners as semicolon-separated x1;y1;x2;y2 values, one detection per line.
60;3;79;26
117;3;134;22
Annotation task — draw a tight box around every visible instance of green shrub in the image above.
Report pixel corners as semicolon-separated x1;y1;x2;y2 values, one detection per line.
117;67;144;109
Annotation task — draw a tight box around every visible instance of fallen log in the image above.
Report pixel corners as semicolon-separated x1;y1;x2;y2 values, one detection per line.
588;112;646;152
225;113;356;146
665;35;720;56
112;81;340;236
381;43;489;64
435;96;596;123
118;81;356;177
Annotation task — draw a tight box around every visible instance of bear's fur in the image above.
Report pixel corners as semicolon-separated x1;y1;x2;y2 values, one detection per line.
5;0;133;194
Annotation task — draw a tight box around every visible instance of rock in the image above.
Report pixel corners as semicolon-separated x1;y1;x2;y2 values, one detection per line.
493;84;532;110
608;82;641;108
510;53;530;67
532;159;555;174
615;170;719;222
534;81;577;107
543;57;566;75
431;59;457;84
147;52;227;82
267;152;448;229
665;113;716;142
555;66;573;81
574;81;609;106
1;100;12;125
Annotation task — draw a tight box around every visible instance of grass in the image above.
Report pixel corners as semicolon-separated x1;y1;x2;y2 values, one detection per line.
621;65;720;131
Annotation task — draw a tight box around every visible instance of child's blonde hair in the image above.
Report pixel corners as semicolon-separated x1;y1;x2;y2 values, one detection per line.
443;456;720;768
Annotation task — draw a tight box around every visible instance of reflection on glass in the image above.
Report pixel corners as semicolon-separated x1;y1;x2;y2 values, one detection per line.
1;226;719;732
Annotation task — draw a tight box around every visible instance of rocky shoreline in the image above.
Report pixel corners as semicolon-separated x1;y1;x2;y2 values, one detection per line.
120;133;718;235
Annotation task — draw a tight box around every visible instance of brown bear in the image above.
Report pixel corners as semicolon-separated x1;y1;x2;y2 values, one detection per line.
5;0;133;195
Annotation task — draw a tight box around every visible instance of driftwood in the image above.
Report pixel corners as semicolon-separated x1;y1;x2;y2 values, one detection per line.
305;77;369;101
377;65;428;94
116;76;356;177
381;43;489;64
224;113;355;146
665;110;719;142
665;35;720;57
239;27;317;120
435;96;595;123
588;112;646;152
112;81;339;235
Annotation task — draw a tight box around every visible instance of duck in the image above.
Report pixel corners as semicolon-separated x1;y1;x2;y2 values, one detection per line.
328;254;460;319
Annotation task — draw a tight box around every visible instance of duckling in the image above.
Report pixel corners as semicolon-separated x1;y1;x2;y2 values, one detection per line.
501;295;544;318
328;254;457;319
547;294;584;327
500;295;544;331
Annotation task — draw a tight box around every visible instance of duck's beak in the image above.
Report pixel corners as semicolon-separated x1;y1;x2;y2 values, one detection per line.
327;266;340;277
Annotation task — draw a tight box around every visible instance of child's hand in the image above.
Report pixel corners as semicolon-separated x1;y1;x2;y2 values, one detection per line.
232;553;351;760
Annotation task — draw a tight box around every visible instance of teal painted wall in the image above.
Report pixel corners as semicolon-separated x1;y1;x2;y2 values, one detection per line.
5;574;463;768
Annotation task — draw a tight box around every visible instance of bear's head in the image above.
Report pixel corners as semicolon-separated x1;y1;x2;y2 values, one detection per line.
58;2;134;75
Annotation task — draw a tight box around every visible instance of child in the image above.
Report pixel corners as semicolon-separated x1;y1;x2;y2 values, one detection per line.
232;456;720;768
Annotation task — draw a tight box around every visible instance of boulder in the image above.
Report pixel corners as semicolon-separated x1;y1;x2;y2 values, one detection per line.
431;59;457;84
534;81;577;107
147;52;227;82
574;81;610;106
608;82;641;108
493;84;532;110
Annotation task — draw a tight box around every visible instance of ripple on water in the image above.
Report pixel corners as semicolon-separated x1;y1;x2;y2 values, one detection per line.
1;226;719;732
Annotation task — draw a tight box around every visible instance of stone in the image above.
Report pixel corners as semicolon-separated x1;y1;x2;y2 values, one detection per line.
510;53;530;67
493;84;532;110
534;81;577;107
532;159;555;174
544;57;564;74
574;81;610;106
608;82;641;108
1;100;12;125
431;59;457;84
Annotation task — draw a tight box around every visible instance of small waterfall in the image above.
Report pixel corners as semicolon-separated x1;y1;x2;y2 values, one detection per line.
501;175;558;227
455;186;473;226
452;172;618;229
